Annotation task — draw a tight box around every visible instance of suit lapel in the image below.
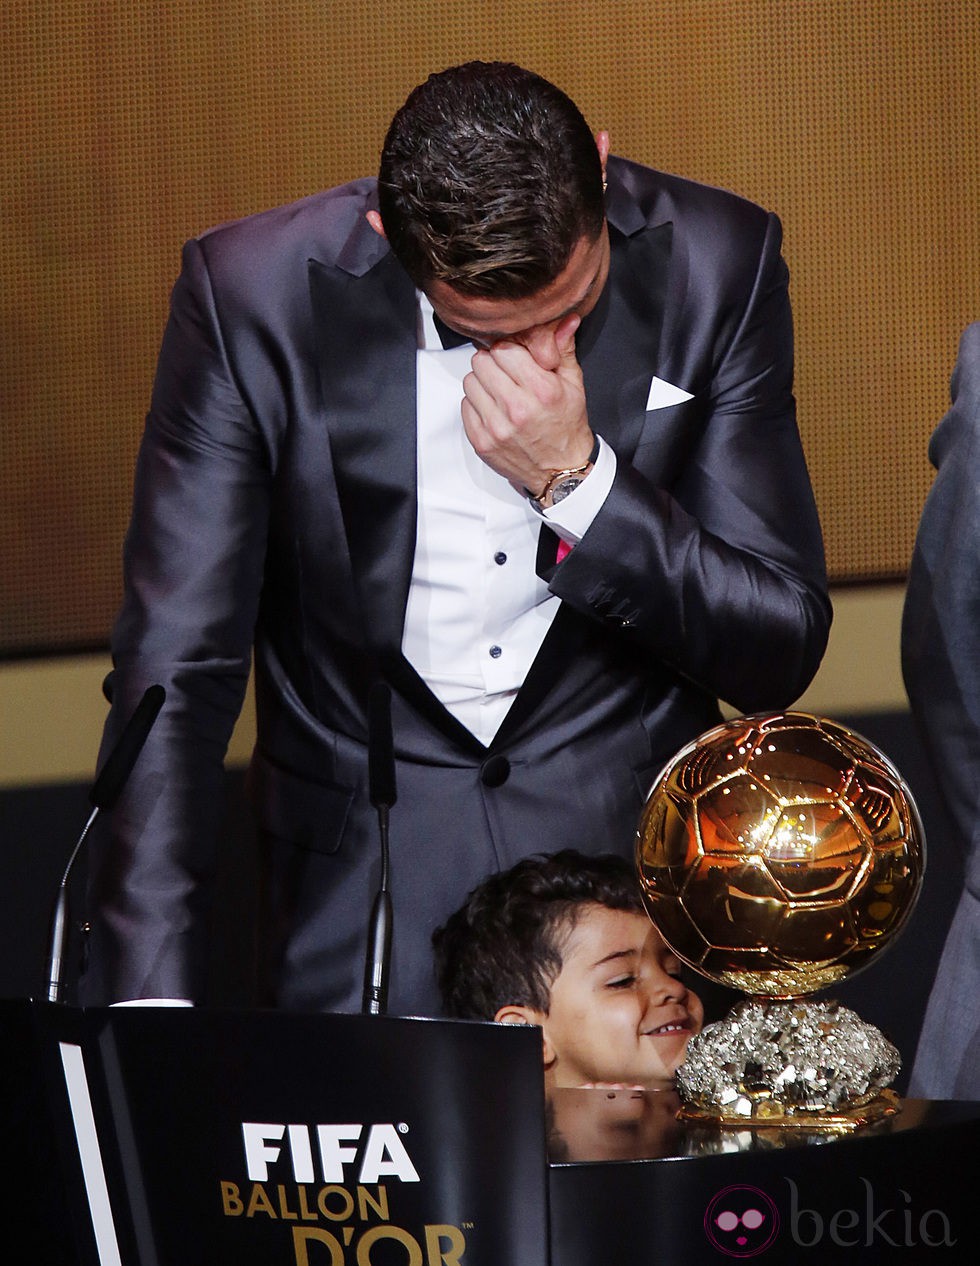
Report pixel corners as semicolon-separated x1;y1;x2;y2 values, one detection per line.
308;251;418;654
579;220;673;460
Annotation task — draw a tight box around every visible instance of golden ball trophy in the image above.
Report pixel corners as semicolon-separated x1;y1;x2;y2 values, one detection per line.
637;712;924;1132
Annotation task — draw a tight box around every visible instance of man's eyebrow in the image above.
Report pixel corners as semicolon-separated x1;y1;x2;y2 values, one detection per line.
550;260;603;323
581;258;604;301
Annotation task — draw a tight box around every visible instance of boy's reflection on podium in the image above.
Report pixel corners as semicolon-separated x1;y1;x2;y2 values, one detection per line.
547;1086;685;1162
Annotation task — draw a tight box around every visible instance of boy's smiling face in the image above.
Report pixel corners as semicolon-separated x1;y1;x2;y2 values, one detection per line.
525;905;704;1088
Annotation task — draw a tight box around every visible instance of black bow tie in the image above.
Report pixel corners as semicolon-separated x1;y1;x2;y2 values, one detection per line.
432;312;473;351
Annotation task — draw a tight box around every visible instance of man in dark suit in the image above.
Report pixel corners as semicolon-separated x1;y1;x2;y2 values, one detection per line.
903;322;980;1098
82;62;830;1015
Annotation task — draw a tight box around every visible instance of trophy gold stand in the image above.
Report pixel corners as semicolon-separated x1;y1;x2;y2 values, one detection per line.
637;712;924;1133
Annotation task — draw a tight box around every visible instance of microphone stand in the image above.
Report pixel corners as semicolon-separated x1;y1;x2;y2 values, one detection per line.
44;684;166;1004
45;807;99;1004
362;682;396;1015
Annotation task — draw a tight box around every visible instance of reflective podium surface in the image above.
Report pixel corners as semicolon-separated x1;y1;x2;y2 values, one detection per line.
548;1088;979;1263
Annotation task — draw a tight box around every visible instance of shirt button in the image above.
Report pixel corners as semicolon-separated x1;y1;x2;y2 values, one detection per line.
489;645;502;659
493;551;507;565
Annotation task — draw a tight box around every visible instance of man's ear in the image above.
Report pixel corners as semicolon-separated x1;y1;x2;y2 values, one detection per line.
366;209;387;239
595;129;610;179
495;1005;556;1067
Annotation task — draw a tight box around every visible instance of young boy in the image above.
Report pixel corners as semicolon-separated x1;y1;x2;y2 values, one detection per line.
432;850;704;1089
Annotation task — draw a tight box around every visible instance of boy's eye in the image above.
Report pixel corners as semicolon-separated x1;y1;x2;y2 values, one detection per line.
607;974;637;989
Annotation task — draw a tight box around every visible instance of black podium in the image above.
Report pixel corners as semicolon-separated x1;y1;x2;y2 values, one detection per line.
4;1000;979;1264
2;1000;550;1266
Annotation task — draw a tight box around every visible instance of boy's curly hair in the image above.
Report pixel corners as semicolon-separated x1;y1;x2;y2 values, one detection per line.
433;849;644;1020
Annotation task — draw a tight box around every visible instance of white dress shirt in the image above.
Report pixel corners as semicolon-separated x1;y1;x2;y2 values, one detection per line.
402;295;616;744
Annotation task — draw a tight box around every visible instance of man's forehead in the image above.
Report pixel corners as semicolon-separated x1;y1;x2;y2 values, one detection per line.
424;227;609;342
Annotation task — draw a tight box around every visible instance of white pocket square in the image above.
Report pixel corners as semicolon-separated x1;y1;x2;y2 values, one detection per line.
646;376;694;410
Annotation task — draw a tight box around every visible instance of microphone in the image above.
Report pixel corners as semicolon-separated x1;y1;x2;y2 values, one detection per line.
368;682;398;813
89;684;166;811
362;682;396;1015
44;684;166;1004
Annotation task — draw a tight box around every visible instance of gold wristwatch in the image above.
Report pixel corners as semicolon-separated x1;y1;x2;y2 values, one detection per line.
527;437;600;509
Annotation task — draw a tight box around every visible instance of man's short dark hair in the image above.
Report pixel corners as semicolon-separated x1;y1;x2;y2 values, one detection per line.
377;61;605;298
432;849;644;1020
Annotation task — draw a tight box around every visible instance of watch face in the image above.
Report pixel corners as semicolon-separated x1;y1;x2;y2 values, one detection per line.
550;476;586;505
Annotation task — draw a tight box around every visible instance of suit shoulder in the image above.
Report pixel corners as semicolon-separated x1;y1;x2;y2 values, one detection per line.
198;179;374;245
954;321;980;376
928;322;980;467
184;179;381;287
609;157;776;247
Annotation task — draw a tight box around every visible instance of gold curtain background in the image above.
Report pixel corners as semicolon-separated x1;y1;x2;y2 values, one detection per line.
3;0;978;655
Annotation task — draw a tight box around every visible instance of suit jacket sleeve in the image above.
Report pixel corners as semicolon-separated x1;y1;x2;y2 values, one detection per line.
547;210;831;712
902;322;980;884
84;237;272;1003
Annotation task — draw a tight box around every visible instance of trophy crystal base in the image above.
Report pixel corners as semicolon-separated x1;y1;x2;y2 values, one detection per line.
676;997;901;1132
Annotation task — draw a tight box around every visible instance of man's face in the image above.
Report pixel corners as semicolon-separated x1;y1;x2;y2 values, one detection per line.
423;227;610;352
540;905;704;1089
